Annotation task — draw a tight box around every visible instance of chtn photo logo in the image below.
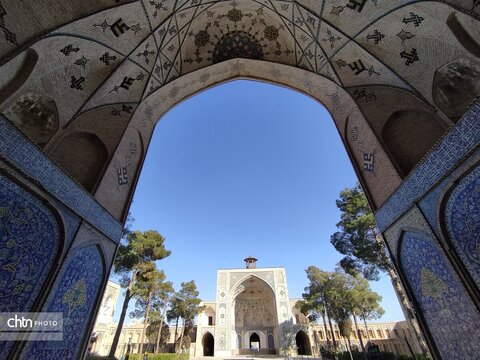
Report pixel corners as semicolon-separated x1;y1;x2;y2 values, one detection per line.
7;314;34;328
6;314;59;328
0;312;63;341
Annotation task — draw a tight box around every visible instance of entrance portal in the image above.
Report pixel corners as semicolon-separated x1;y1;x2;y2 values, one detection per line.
250;333;260;350
296;330;312;355
203;332;214;356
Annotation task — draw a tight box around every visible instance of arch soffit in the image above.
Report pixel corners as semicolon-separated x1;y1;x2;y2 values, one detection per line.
2;0;479;127
1;2;478;205
5;1;479;219
94;59;402;218
137;59;354;132
231;272;276;300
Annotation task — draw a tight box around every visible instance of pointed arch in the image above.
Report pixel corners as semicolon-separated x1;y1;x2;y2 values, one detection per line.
50;131;108;193
295;330;312;355
202;332;214;356
231;274;276;299
249;332;260;350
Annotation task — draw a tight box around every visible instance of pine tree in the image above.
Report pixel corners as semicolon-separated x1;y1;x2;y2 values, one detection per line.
108;230;171;359
330;184;429;355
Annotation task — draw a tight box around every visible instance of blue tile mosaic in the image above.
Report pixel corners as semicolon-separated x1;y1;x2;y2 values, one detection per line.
445;164;480;288
400;232;480;359
21;246;104;360
0;173;60;358
376;100;480;232
418;177;449;235
0;115;122;242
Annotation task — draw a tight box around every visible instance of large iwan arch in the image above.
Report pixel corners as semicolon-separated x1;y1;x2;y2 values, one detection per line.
0;1;479;359
233;275;279;354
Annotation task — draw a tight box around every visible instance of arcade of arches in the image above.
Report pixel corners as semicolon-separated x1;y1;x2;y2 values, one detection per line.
0;0;479;359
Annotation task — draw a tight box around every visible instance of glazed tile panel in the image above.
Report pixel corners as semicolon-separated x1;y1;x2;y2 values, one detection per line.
445;164;480;289
400;232;480;359
21;246;104;360
0;173;60;358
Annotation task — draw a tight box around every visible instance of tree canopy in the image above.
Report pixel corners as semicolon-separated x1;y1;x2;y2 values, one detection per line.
350;276;385;322
330;184;390;281
114;230;171;280
130;266;168;318
167;280;204;353
301;266;384;354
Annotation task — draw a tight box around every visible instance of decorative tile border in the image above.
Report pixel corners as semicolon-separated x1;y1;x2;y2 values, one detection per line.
417;177;449;236
375;99;480;232
418;148;480;238
0;115;122;242
383;206;433;262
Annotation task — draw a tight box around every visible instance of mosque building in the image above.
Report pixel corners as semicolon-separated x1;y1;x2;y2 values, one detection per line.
91;257;421;358
194;257;422;357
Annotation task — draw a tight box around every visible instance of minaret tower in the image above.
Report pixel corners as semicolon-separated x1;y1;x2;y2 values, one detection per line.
244;255;258;269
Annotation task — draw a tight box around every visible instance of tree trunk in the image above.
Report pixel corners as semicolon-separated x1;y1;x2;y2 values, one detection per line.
353;315;367;360
178;318;185;354
155;300;168;354
345;337;353;360
362;317;370;344
321;313;331;351
109;273;136;359
173;316;179;352
312;328;319;357
138;290;153;360
327;313;337;352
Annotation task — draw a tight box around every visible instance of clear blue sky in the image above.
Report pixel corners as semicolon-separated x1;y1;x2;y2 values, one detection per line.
113;79;404;323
